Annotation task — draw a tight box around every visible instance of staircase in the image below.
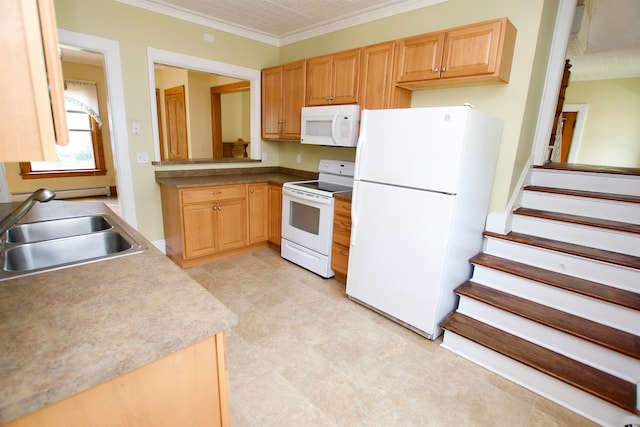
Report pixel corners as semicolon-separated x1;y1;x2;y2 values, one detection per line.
441;163;640;427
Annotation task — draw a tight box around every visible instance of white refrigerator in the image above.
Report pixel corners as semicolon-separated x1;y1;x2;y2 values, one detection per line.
345;106;502;339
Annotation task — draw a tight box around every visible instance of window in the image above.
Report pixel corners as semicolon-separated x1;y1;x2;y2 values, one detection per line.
20;79;107;179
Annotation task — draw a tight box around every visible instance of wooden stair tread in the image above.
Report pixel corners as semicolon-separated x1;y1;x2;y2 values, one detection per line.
471;252;640;310
441;312;638;414
457;281;640;359
534;163;640;176
484;231;640;270
523;185;640;204
514;207;640;234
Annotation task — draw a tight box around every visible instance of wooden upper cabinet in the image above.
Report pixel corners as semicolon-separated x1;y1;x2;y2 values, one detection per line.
306;48;360;106
0;0;69;162
359;41;411;110
281;61;306;139
261;66;283;139
261;60;306;140
396;32;445;83
396;18;517;89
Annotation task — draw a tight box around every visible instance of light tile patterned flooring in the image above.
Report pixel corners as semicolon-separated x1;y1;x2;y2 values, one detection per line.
186;248;598;427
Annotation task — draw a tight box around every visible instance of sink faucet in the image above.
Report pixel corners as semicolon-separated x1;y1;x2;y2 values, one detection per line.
0;188;56;237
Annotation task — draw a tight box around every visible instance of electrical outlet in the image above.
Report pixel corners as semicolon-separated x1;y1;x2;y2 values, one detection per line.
261;152;268;161
136;152;149;163
131;121;140;135
296;154;302;164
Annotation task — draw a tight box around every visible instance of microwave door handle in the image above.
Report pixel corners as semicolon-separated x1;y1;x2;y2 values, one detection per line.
331;111;339;145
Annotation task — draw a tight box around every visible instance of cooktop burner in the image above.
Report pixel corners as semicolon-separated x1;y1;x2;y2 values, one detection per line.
291;181;353;193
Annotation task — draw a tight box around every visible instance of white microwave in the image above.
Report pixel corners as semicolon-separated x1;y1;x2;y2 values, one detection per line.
300;104;360;147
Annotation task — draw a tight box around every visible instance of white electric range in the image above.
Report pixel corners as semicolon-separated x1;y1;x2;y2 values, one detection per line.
281;160;354;278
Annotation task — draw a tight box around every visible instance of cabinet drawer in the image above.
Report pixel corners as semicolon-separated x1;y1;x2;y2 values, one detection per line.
181;185;245;204
331;244;350;274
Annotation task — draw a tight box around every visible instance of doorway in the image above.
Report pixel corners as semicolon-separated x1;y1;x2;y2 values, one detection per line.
57;30;136;228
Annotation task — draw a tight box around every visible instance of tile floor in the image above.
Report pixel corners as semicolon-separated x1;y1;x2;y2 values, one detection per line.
186;248;598;427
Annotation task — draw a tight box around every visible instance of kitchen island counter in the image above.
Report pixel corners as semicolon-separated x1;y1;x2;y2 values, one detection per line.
0;200;238;424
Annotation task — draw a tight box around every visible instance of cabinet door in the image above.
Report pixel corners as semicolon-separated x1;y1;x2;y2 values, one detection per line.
441;20;502;79
216;199;247;251
261;66;283;139
268;184;282;246
183;204;217;258
281;61;306;139
306;55;333;106
248;183;268;244
331;49;360;105
396;31;445;83
359;42;410;110
1;0;68;162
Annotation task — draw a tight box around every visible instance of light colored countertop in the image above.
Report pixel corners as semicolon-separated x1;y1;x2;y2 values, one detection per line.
0;200;238;424
154;166;317;189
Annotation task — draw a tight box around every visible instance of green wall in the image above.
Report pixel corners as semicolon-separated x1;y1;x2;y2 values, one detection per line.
52;0;560;243
565;77;640;167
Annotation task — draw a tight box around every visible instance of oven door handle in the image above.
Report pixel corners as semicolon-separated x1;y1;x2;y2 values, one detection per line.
283;188;332;205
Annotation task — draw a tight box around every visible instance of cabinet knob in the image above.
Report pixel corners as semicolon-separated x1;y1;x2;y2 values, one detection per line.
250;188;254;193
441;66;446;72
434;67;439;72
210;191;222;195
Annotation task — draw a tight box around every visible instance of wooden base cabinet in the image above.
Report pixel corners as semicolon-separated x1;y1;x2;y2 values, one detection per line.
248;183;269;244
160;183;269;268
5;333;231;427
268;184;282;249
331;198;352;284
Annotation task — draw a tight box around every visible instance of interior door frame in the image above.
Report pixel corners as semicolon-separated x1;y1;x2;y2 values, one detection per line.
562;103;588;163
58;29;137;228
146;47;261;161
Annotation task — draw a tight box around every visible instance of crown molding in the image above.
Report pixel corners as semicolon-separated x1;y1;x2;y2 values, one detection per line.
115;0;447;47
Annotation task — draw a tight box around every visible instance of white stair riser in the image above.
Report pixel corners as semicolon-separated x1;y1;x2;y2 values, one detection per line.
511;215;640;256
471;265;640;335
520;192;640;225
457;296;640;381
483;237;639;291
441;332;633;427
529;170;640;197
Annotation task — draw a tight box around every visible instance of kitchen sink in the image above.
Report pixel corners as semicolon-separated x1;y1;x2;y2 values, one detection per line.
0;215;146;280
5;215;113;243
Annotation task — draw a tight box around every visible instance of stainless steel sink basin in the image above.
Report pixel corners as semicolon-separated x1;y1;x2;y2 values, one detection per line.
5;215;113;243
0;214;146;280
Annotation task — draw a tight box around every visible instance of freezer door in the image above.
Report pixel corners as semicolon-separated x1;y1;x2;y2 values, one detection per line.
354;107;470;193
346;180;456;338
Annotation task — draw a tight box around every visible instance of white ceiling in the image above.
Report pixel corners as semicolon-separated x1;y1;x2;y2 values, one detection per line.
116;0;446;46
566;0;640;80
67;0;640;81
